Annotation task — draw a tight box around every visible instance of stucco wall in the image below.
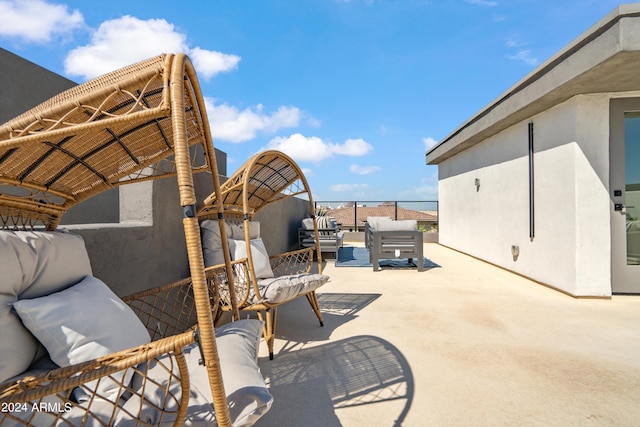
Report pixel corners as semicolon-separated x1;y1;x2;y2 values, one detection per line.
438;94;611;296
63;172;310;297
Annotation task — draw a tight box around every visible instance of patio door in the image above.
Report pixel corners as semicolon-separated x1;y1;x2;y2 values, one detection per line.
610;98;640;294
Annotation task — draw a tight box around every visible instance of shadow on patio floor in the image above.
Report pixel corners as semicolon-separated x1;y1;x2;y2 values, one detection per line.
259;335;414;427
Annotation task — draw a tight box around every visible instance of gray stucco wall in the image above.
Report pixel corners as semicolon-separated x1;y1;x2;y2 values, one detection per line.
255;196;313;256
0;48;77;123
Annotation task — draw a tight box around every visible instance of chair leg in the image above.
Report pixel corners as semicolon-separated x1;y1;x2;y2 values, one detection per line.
260;308;277;360
305;291;324;327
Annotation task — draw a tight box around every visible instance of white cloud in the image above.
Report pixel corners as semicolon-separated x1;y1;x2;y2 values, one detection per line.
423;137;438;151
266;134;334;162
64;15;239;80
330;183;370;192
265;134;373;163
206;99;301;143
464;0;498;6
349;164;380;175
507;49;538;66
0;0;84;43
332;138;373;156
189;47;240;80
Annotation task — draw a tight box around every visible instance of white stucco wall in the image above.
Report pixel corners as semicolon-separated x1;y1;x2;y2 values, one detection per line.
438;94;612;296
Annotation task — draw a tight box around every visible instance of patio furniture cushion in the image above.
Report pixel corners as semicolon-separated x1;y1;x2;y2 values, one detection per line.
202;220;261;267
201;219;233;267
119;319;271;426
302;217;314;230
375;219;417;231
303;216;337;236
253;273;330;304
11;275;151;402
366;216;392;231
0;230;92;383
229;238;275;279
6;319;271;427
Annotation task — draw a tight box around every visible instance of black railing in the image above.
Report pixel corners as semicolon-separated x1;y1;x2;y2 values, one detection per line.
314;200;438;232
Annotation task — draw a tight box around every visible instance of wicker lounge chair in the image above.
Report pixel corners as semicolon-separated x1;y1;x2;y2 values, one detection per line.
198;150;330;360
0;53;270;426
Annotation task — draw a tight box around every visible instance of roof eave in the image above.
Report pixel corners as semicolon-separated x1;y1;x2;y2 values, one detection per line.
426;4;640;165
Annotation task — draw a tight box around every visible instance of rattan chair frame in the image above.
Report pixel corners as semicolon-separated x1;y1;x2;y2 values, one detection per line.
198;150;325;359
0;53;236;426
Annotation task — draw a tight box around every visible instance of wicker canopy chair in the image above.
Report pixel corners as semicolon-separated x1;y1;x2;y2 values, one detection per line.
0;54;249;426
198;150;328;360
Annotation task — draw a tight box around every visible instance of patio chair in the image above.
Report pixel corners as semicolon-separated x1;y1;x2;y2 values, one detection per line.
365;217;424;272
0;53;270;426
198;150;330;360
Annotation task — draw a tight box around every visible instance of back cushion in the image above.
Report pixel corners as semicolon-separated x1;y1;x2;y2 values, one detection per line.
376;219;417;232
201;220;232;267
366;216;392;231
0;231;92;382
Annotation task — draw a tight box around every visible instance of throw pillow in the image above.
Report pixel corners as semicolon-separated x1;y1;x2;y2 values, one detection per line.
229;238;275;279
12;275;151;402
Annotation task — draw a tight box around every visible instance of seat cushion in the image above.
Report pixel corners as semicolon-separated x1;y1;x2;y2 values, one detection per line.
254;273;330;304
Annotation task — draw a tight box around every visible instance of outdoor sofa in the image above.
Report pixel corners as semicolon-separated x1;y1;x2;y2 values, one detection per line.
298;216;344;256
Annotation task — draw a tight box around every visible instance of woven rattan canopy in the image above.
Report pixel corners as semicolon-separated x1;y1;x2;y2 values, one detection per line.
199;149;314;220
0;53;218;231
0;53;235;426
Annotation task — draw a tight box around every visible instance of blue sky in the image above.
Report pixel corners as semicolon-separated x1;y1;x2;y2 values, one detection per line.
0;0;626;202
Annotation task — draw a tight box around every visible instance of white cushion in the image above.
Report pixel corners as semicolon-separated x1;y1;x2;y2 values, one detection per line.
188;319;272;426
11;275;151;402
302;217;314;230
0;230;92;383
366;216;392;231
201;219;232;267
121;319;272;426
229;238;274;279
375;219;417;231
254;273;330;304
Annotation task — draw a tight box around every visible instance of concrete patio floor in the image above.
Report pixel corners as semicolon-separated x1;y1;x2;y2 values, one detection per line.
254;243;640;426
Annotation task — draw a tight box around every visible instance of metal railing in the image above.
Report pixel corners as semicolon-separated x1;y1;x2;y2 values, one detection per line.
314;200;438;232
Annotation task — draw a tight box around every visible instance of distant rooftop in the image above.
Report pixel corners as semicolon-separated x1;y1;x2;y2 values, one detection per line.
327;204;437;229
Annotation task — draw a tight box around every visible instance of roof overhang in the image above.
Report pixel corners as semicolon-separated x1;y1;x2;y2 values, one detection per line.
426;3;640;165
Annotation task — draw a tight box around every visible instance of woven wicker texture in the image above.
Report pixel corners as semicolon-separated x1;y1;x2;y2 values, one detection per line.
0;53;235;426
0;54;211;230
200;150;312;220
198;150;325;359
